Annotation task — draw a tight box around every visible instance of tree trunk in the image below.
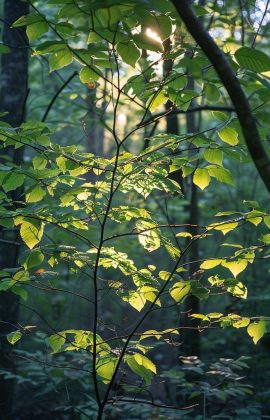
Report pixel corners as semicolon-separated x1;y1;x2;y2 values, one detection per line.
0;0;29;416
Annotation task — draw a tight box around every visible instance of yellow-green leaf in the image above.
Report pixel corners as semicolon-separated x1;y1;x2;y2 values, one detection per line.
146;90;167;112
221;259;248;278
26;21;49;41
247;321;267;344
204;148;223;166
193;168;210;190
218;126;238;146
96;357;117;383
210;221;238;235
7;330;22;345
26;185;46;203
170;282;191;303
79;65;102;83
134;353;156;374
20;219;44;249
49;333;66;353
200;259;222;269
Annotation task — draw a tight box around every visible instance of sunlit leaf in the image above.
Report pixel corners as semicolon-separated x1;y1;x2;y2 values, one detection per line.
193;168;210;190
247;321;267;344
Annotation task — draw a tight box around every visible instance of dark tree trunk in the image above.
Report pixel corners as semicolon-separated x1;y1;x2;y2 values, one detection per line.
0;0;29;416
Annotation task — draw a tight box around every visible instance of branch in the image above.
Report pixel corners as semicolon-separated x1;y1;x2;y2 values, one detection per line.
41;71;77;122
139;105;235;127
171;0;270;193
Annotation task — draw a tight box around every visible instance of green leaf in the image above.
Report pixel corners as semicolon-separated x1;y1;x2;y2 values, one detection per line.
125;355;153;384
20;219;44;249
218;127;238;146
154;14;172;40
7;330;22;345
26;21;49;41
12;285;28;301
2;172;25;193
170;282;191;303
193;168;210;190
247;321;267;344
25;249;44;269
13;13;43;27
49;48;73;72
49;333;66;353
117;41;141;67
79;65;102;83
204;149;223;166
207;166;234;185
235;47;270;73
0;44;10;54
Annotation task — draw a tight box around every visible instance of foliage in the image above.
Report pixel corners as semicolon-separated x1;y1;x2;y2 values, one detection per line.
1;0;270;418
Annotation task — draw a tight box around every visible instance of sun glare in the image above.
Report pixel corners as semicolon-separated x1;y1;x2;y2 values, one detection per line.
146;28;162;44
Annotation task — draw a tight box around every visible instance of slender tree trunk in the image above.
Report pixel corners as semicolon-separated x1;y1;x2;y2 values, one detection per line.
0;0;28;416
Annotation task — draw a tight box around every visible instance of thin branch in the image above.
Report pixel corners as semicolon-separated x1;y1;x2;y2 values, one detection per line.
41;71;77;122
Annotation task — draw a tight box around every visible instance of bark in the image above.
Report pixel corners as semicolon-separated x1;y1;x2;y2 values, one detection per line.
171;0;270;193
0;0;28;417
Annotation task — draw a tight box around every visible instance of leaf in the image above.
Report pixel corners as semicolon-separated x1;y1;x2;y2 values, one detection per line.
200;259;222;269
12;285;28;301
26;185;46;203
207;166;234;185
26;21;49;41
261;234;270;244
125;355;153;384
7;330;22;345
133;33;164;52
134;353;156;374
136;220;161;252
210;221;238;235
193;168;210;190
96;356;117;383
123;291;146;311
235;47;270;73
49;333;66;353
218;127;238;146
146;90;167;112
79;65;102;83
154;14;172;40
247;321;267;344
264;215;270;228
225;279;247;299
49;48;73;72
20;219;44;249
221;259;248;278
170;282;191;303
2;173;25;193
117;41;141;67
25;249;44;269
204;149;223;166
